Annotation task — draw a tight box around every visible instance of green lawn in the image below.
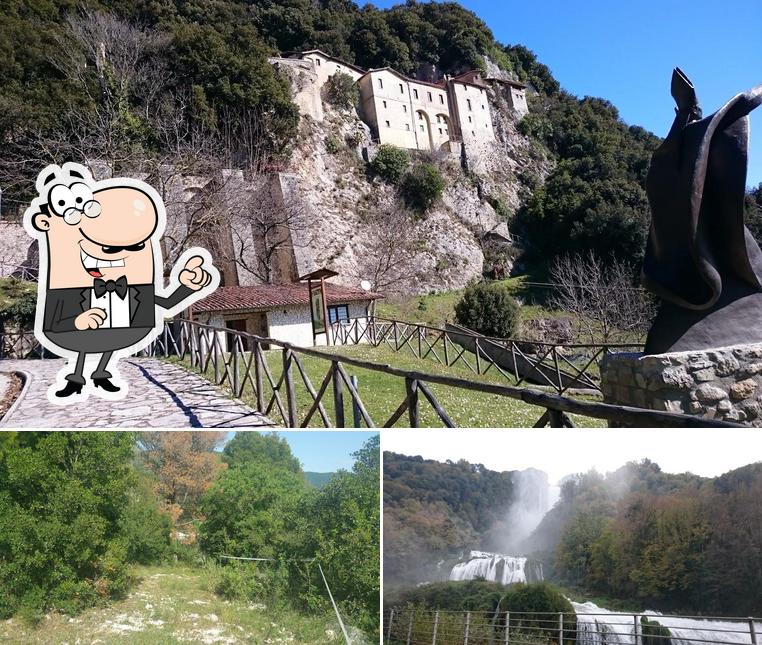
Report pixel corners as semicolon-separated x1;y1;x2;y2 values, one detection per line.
172;342;602;428
0;565;346;645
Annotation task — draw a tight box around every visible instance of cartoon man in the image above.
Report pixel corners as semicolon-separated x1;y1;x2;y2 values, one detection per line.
23;162;219;401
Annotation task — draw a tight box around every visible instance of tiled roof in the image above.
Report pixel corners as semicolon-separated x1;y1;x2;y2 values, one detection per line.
194;282;382;313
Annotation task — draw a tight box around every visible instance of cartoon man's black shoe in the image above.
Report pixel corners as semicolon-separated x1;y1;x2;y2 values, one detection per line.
56;381;84;398
94;378;120;393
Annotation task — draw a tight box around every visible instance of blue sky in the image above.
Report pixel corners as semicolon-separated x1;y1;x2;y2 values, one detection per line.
224;431;377;472
371;0;762;187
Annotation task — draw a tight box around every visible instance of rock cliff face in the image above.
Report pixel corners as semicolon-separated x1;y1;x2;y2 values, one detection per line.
278;73;551;294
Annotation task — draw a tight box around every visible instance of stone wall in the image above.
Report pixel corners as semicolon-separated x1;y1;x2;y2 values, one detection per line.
601;344;762;425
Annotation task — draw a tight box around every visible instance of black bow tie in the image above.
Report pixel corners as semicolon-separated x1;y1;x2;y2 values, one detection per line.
93;276;128;299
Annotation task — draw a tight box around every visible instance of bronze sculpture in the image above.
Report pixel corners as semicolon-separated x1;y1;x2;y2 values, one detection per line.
642;68;762;354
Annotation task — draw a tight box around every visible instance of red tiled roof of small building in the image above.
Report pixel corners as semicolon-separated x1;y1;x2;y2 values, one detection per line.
194;282;382;313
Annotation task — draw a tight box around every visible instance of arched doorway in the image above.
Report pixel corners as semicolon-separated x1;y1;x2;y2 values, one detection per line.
415;110;434;151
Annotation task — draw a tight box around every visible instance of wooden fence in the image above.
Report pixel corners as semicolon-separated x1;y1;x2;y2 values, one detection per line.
330;316;643;395
140;319;733;428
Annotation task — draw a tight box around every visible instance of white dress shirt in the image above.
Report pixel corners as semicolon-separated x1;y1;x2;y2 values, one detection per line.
91;288;131;328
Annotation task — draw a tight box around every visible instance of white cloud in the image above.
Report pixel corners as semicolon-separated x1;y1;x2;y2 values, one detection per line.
383;428;762;484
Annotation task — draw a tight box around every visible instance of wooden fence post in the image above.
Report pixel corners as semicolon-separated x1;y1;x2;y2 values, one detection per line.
505;612;510;645
749;618;757;645
475;338;482;374
431;611;439;645
232;339;240;396
351;375;362;427
443;332;450;366
282;348;298;427
254;343;264;413
406;378;419;427
333;361;345;428
464;611;471;645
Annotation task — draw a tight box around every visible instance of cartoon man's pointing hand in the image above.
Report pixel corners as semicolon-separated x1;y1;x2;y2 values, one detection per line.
24;162;220;402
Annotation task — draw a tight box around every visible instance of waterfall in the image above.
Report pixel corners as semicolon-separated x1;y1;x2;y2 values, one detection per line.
506;469;561;551
571;600;762;645
449;551;539;584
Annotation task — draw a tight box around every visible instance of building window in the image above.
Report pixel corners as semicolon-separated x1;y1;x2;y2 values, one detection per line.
444;127;448;134
482;104;485;109
420;125;424;132
468;116;472;123
383;100;387;108
438;127;442;134
413;89;419;99
439;94;444;104
467;99;472;110
418;112;423;120
471;131;475;136
399;83;404;93
378;78;383;89
403;105;407;113
427;91;432;101
385;120;390;127
328;305;350;324
405;124;410;130
316;59;321;66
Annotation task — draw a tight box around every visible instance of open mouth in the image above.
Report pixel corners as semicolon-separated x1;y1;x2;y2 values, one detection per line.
80;248;125;278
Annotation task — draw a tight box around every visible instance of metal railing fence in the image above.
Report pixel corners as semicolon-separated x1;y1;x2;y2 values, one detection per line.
383;608;762;645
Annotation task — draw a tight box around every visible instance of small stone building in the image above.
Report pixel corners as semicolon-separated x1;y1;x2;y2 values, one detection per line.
191;281;382;349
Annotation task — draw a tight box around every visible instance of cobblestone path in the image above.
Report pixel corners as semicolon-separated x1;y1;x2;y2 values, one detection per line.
0;357;273;428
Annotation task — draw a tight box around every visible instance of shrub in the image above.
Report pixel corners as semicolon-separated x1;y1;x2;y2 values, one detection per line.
400;163;446;213
455;282;520;338
325;134;342;154
0;277;37;330
0;433;138;619
118;479;172;565
501;583;576;645
324;72;359;110
370;144;410;183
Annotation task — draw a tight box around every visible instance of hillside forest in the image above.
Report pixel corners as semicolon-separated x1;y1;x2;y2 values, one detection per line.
3;0;761;279
383;452;762;616
0;431;380;641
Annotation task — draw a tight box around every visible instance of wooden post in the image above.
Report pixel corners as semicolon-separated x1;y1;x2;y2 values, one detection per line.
475;338;482;374
386;609;394;644
558;612;563;645
406;378;419;427
443;333;450;366
282;348;298;427
505;612;510;645
749;618;758;645
254;343;264;413
213;334;222;384
333;361;345;427
232;339;240;396
417;327;422;358
351;375;362;427
634;614;641;645
406;612;413;645
464;611;471;645
431;611;439;645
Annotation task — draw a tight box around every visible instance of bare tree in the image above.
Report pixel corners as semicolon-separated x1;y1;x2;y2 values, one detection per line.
549;251;656;344
352;201;429;299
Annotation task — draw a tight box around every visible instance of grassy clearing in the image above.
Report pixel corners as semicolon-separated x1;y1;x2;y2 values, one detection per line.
171;342;602;428
377;276;570;330
0;565;344;645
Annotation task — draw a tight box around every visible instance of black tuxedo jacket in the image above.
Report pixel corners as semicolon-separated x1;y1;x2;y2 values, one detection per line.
43;283;194;333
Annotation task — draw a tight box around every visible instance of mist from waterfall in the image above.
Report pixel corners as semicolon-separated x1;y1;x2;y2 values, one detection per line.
502;468;560;554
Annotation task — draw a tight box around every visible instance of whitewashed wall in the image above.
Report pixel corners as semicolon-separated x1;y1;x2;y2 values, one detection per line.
199;300;371;350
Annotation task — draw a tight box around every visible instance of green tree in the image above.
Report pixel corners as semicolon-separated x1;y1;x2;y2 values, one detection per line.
400;162;446;212
454;282;520;338
222;432;303;474
324;71;359;110
370;144;410;183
